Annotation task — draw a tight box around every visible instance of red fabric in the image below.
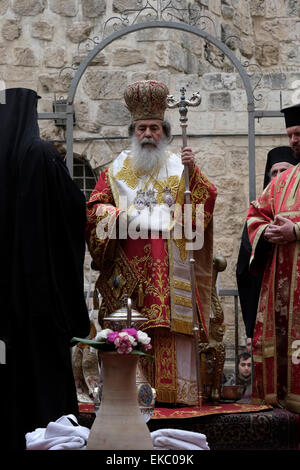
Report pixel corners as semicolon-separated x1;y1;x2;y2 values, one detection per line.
85;158;217;404
78;402;272;417
122;237;170;330
152;403;272;419
247;164;300;410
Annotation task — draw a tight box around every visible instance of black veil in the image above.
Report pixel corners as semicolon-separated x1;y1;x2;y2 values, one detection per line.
0;88;90;449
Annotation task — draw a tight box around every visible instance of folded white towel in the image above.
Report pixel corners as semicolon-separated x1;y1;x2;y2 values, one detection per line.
26;418;209;451
153;436;205;450
26;415;90;451
151;428;209;450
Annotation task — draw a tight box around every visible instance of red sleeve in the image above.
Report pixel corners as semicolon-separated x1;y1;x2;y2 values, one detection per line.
86;168;120;270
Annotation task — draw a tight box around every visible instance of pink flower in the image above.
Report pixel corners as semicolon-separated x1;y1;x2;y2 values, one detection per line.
119;331;137;346
121;328;138;339
107;331;119;343
143;343;152;352
114;334;133;354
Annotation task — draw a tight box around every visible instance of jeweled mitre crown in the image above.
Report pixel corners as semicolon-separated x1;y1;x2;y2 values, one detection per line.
124;80;169;121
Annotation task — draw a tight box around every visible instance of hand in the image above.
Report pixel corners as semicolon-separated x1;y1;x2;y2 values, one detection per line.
263;215;296;244
181;147;195;176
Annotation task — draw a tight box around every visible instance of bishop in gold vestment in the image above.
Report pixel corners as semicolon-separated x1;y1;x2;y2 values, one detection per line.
86;80;217;404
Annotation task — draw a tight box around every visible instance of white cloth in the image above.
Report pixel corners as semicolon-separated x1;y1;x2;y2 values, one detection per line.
25;415;90;450
151;428;210;450
26;417;209;451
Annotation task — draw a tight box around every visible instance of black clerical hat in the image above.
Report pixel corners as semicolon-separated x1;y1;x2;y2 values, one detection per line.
263;146;298;188
281;103;300;128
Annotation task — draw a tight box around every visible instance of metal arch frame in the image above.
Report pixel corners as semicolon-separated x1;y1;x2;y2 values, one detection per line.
62;20;256;201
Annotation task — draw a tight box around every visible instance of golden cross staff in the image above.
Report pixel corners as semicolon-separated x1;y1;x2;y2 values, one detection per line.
167;87;203;408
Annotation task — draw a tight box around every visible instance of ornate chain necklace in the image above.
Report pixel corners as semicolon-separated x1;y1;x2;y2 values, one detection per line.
132;166;175;214
132;169;157;214
150;171;176;208
133;188;156;213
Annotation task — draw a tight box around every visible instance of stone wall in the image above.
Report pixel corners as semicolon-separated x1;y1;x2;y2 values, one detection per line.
1;0;300;361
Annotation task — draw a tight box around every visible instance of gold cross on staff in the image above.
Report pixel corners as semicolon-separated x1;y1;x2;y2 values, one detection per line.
166;86;203;409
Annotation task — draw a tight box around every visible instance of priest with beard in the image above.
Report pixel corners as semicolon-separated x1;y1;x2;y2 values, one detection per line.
86;80;217;405
0;88;90;450
247;103;300;412
236;145;297;342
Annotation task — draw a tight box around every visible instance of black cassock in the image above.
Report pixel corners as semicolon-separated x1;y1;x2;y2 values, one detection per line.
0;88;90;449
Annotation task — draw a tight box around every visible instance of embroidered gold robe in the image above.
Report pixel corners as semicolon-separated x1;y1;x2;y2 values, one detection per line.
86;150;217;404
247;163;300;412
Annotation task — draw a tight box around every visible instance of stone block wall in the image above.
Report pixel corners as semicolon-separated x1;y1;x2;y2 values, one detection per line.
1;0;300;362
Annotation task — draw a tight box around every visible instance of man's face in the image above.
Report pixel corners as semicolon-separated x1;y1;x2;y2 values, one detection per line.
134;120;164;148
287;125;300;157
238;357;252;379
270;161;293;180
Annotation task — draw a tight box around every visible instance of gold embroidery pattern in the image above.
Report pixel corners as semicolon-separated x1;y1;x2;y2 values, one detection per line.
154;328;177;403
176;168;216;233
129;242;170;327
173;279;191;292
177;378;198;405
87;206;118;268
152;175;180;204
174;294;192;308
173;168;216;264
88;169;112;205
251;184;272;211
114;156;143;189
114;155;180;205
191;172;215;229
97;245;139;315
86;169;116;269
174;238;188;263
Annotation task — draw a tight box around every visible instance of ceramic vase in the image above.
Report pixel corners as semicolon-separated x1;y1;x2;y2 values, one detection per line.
86;352;153;450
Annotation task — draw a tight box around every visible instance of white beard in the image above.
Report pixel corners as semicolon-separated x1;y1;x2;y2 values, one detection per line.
130;135;169;173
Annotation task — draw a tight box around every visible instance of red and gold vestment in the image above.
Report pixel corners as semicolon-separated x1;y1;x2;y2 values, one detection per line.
247;163;300;412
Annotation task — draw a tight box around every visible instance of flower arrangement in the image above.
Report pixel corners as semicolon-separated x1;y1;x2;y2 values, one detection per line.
72;327;153;358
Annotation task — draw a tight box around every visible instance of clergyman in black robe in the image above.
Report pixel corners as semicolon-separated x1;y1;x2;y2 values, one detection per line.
0;88;90;450
236;146;298;339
